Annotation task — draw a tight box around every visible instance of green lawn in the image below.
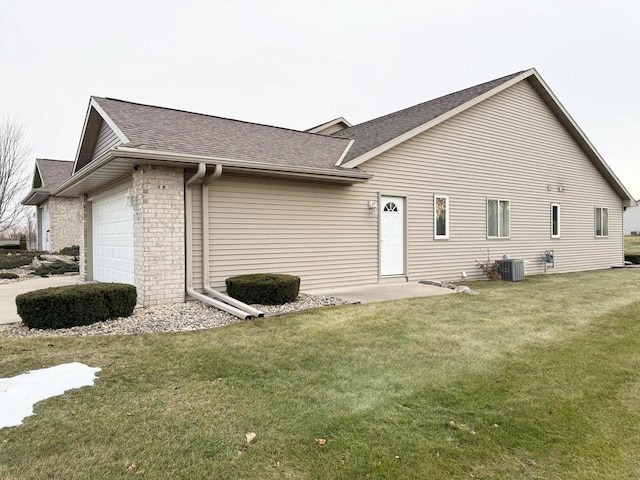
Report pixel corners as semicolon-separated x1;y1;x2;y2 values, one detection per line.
625;235;640;255
1;269;640;479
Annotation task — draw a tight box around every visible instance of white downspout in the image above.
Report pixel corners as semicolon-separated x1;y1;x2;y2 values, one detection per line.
185;163;252;319
201;165;264;317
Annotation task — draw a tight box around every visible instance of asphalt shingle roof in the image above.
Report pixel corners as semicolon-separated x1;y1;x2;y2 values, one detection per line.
332;71;525;164
37;159;74;190
90;71;525;172
92;97;353;171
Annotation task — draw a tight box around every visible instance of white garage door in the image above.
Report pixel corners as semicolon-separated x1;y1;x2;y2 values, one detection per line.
92;189;134;285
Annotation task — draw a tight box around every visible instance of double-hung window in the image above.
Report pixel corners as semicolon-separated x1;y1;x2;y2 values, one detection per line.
434;195;449;239
551;203;560;238
487;199;510;238
595;207;609;237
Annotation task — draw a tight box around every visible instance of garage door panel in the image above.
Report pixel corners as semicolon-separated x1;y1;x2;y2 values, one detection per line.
93;190;134;285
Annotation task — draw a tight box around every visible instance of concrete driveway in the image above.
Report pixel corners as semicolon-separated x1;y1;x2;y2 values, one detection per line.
305;281;456;304
0;276;84;325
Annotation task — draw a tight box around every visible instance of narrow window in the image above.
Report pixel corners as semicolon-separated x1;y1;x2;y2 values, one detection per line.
434;195;449;239
551;203;560;238
595;207;609;237
487;199;510;239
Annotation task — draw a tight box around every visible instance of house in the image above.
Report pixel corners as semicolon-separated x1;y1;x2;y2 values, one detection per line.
27;68;635;308
22;159;82;252
624;201;640;235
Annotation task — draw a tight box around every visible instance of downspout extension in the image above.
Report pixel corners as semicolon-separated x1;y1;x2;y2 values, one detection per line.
202;165;264;317
185;163;252;319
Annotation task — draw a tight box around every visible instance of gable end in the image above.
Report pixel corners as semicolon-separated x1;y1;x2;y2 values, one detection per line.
33;164;43;188
73;99;128;174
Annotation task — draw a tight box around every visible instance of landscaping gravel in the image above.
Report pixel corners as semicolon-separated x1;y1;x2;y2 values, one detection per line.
0;293;350;338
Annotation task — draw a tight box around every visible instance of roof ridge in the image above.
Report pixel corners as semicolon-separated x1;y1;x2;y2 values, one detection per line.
334;70;527;136
36;158;73;163
93;96;348;142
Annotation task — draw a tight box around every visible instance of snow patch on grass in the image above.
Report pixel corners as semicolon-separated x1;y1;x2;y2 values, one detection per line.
0;362;100;429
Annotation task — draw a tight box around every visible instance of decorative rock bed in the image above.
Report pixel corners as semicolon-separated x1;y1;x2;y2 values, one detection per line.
0;293;349;338
0;254;79;285
420;279;479;295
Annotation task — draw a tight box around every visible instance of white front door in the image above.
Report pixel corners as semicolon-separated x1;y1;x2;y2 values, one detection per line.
380;196;405;276
41;205;50;251
92;189;135;285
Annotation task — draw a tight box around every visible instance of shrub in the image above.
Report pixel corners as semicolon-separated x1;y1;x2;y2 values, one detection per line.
59;245;80;257
0;272;19;279
226;273;300;305
19;235;26;250
476;249;501;281
625;254;640;265
16;283;137;329
0;253;36;269
35;260;79;277
0;244;21;250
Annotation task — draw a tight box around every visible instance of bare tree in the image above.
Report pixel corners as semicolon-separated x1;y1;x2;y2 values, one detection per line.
0;116;31;234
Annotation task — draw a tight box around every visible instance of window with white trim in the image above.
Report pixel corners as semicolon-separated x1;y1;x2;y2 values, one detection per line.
487;199;510;238
551;203;560;239
595;207;609;237
434;195;449;239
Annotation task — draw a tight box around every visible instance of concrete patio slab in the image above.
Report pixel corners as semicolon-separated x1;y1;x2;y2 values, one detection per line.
305;281;456;304
0;276;84;324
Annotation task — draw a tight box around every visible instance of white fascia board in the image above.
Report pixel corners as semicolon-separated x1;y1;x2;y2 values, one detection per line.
528;69;636;204
89;98;129;144
71;101;94;174
335;139;355;166
341;69;536;169
53;152;115;196
113;146;371;181
33;161;42;189
71;98;130;174
307;117;353;133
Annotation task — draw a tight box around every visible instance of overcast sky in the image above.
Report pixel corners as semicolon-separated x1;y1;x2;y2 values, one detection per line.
1;0;639;198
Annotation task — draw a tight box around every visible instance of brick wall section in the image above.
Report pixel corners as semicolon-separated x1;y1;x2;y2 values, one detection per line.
48;196;84;253
133;165;185;306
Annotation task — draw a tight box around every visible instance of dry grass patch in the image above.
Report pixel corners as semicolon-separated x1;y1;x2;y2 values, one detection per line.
625;235;640;255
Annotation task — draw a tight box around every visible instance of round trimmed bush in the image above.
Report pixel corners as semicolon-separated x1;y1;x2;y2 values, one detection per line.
59;245;80;257
226;273;300;305
16;283;137;329
34;260;79;277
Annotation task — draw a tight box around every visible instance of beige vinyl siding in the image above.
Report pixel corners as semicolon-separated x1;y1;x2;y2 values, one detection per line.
91;120;122;161
191;78;624;291
315;123;347;135
362;79;623;281
192;176;378;291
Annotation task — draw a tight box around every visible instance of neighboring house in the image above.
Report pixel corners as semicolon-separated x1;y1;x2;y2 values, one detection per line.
22;159;83;252
0;240;20;248
624;201;640;235
28;68;635;307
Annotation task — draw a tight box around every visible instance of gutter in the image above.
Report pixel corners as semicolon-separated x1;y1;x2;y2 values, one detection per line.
184;163;262;319
53;147;371;198
51;151;115;196
201;165;264;317
114;147;372;182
